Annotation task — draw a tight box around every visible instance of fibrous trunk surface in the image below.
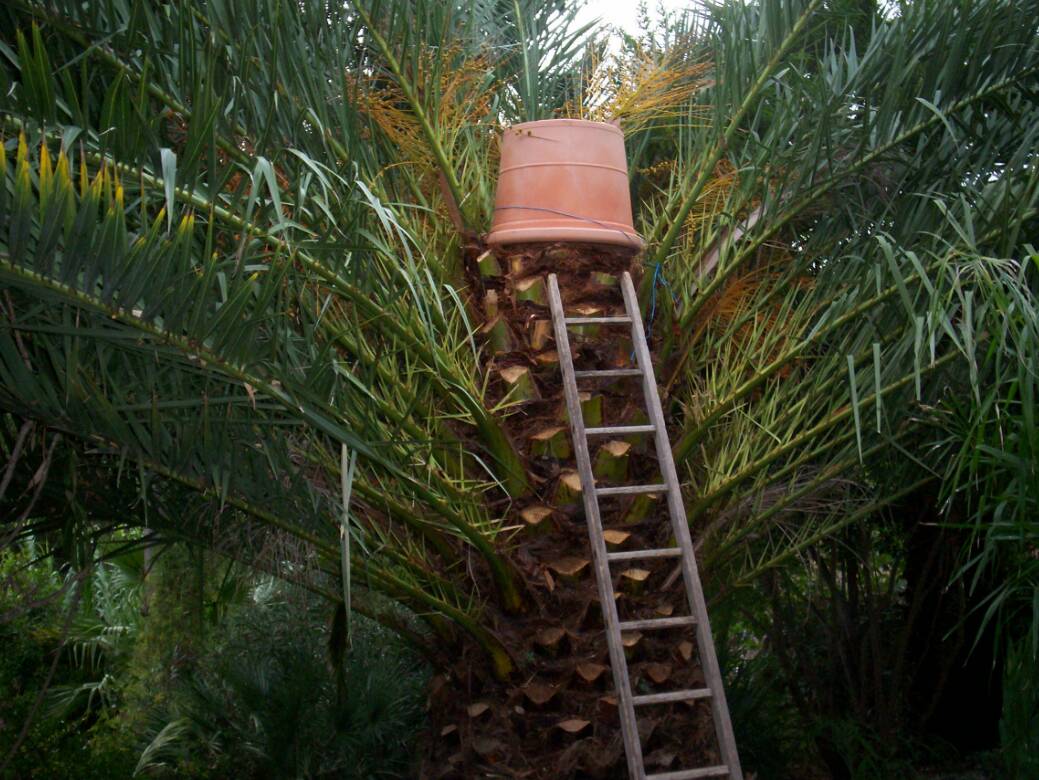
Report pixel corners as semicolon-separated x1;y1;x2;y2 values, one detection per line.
421;243;721;778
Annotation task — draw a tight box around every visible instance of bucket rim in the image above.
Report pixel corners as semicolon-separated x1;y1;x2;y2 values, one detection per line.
486;224;644;249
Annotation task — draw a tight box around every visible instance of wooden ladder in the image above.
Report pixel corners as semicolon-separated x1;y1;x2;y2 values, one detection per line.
546;271;743;780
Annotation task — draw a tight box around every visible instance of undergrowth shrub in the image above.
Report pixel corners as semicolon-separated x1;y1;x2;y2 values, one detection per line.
135;581;427;778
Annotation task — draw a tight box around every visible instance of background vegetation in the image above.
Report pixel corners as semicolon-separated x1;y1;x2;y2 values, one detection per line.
1;542;426;778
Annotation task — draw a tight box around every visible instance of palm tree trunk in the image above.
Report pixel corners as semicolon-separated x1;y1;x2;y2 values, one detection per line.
421;242;720;777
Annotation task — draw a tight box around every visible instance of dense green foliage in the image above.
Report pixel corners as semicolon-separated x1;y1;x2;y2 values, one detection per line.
1;0;1038;776
0;544;427;778
0;545;137;778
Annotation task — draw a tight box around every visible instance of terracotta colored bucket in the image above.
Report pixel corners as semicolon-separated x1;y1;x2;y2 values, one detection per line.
487;119;643;249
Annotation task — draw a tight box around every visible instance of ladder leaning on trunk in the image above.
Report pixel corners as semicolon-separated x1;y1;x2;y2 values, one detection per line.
546;271;743;780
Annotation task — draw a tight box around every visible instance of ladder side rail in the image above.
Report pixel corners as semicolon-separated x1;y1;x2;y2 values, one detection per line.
547;274;645;780
620;272;744;780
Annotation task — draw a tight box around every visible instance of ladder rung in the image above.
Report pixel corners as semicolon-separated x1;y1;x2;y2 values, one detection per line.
632;688;712;706
647;766;730;780
596;483;668;497
619;615;696;631
564;316;632;325
607;548;681;562
573;368;643;378
585;424;655;436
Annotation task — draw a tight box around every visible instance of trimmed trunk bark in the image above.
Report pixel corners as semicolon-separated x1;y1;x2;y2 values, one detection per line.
420;242;721;779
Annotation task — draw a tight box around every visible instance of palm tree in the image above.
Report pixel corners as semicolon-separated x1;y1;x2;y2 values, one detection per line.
2;0;1037;775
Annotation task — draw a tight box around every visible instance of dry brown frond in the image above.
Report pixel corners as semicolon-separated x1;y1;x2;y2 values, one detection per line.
682;159;738;242
565;45;712;134
346;45;495;188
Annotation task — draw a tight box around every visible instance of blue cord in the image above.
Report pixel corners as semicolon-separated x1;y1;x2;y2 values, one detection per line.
646;261;676;341
631;263;675;364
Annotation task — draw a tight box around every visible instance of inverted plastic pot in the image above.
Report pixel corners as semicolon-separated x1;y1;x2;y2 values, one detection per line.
487;119;644;250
